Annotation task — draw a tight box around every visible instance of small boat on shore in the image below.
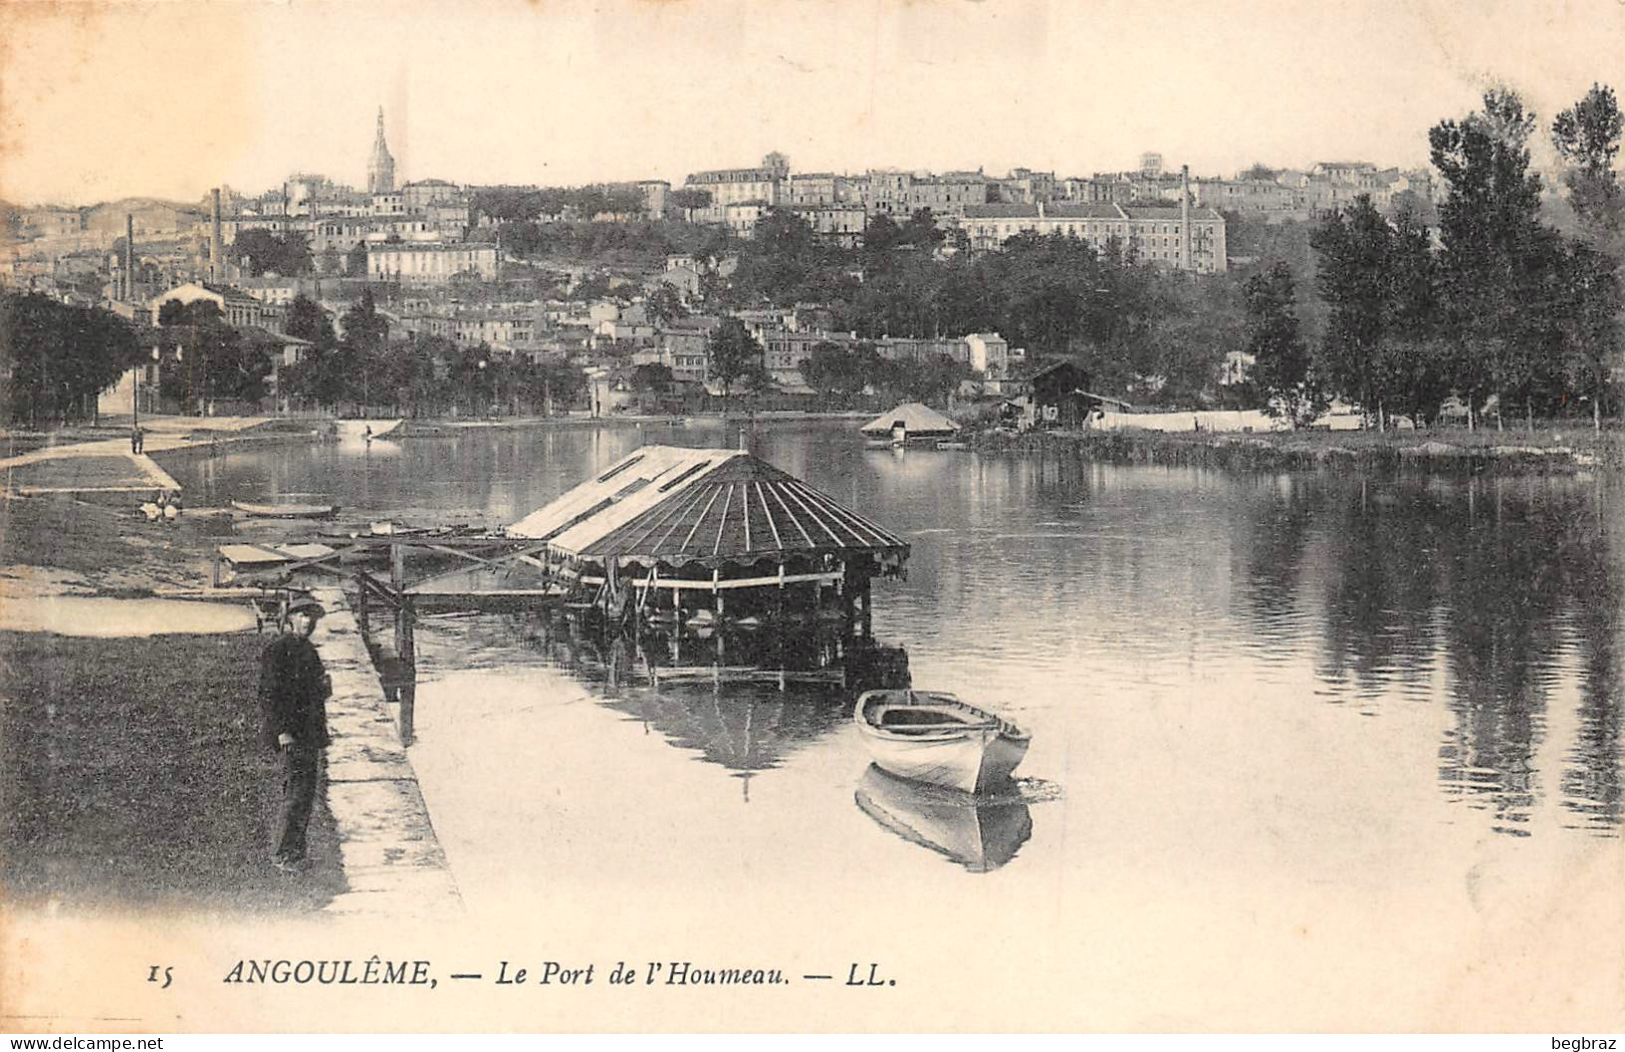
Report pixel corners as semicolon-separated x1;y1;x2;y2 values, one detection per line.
853;689;1029;794
231;500;340;519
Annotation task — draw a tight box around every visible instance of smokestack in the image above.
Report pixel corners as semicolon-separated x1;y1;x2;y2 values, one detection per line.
125;214;135;303
1180;165;1192;271
210;188;224;284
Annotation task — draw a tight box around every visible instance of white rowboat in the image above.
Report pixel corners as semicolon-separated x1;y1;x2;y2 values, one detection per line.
853;689;1029;794
231;500;340;519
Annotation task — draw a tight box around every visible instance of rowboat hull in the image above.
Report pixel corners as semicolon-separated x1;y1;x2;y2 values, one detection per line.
231;501;340;519
854;690;1029;794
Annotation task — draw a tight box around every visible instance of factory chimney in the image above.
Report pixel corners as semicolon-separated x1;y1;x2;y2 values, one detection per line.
210;188;224;284
1180;165;1192;272
125;214;135;302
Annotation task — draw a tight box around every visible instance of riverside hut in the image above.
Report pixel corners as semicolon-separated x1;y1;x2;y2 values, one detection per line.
506;446;909;622
859;403;960;441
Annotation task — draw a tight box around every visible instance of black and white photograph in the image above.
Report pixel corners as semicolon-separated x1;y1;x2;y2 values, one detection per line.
1;0;1622;1037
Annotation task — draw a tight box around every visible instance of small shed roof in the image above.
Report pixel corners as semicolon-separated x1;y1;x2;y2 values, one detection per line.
859;403;961;437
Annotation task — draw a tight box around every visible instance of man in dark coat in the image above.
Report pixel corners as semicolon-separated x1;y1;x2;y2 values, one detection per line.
258;596;333;872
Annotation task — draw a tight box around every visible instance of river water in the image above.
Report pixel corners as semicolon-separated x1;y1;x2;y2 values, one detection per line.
169;421;1624;1028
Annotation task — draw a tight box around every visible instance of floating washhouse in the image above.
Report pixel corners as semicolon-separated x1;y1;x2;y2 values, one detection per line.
859;402;961;441
506;445;910;621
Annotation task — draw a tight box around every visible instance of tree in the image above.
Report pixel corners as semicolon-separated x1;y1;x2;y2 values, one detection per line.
153;300;269;410
862;214;902;256
632;362;674;404
346;241;369;277
339;289;389;411
669;188;713;212
230;229;312;277
284;294;334;347
1429;88;1547;428
912;354;973;406
706;317;763;413
899;208;946;251
0;294;143;426
1558;239;1622;429
1552;82;1623;234
1244;263;1322;427
644;283;686;325
340;288;388;351
798;341;852;405
1310;196;1391;418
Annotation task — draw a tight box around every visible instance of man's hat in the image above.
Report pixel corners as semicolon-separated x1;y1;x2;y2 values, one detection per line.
286;596;326;618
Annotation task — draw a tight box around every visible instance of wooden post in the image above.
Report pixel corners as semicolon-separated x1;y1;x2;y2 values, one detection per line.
860;575;872;638
841;559;856;631
211;551;221;588
390;540;405;591
397;596;416;746
355;572;370;637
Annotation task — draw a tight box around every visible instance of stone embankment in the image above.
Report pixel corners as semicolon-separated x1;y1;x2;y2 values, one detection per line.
309;585;462;919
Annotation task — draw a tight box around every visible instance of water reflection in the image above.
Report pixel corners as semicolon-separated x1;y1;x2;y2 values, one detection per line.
480;612;912;787
854;765;1033;872
173;422;1624;840
1234;472;1622;835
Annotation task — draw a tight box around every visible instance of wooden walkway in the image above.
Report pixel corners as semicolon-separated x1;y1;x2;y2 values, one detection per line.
308;585;462;919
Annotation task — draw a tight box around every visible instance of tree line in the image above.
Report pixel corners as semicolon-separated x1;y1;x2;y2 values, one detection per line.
274;290;586;418
0;293;143;426
1246;85;1623;429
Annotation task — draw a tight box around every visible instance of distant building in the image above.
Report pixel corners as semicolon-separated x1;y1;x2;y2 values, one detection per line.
786;204;867;248
959;202;1227;274
1005;169;1056;204
655;315;723;383
24;208;83;239
1191;178;1297;216
653;264;703;300
371;192;406;217
785;173;854;207
719;203;770;237
684;154;789;207
401;179;461;211
862;170;989;218
368;242;498;284
873;335;977;373
637;180;670;220
149;281;282;330
234;275;301;307
367;107;396;194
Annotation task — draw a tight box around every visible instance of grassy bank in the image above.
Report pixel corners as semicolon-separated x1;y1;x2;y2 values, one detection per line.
0;493;228;592
0;494;343;910
0;631;344;911
971;425;1625;473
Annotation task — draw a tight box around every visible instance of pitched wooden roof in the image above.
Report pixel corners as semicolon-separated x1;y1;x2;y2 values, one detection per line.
508;445;908;569
859;403;960;437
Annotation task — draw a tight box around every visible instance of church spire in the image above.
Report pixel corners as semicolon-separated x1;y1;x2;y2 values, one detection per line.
367;106;396;194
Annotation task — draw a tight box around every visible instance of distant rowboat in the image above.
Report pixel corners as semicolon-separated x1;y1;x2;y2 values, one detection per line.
853;689;1030;794
231;500;340;519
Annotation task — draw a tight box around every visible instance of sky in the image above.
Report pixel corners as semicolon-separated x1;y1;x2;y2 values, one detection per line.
2;0;1623;207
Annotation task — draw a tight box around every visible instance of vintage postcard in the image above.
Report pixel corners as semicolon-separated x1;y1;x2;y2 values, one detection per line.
1;0;1622;1035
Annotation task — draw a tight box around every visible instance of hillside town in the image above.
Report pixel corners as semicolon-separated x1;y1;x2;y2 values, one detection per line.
0;105;1456;426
